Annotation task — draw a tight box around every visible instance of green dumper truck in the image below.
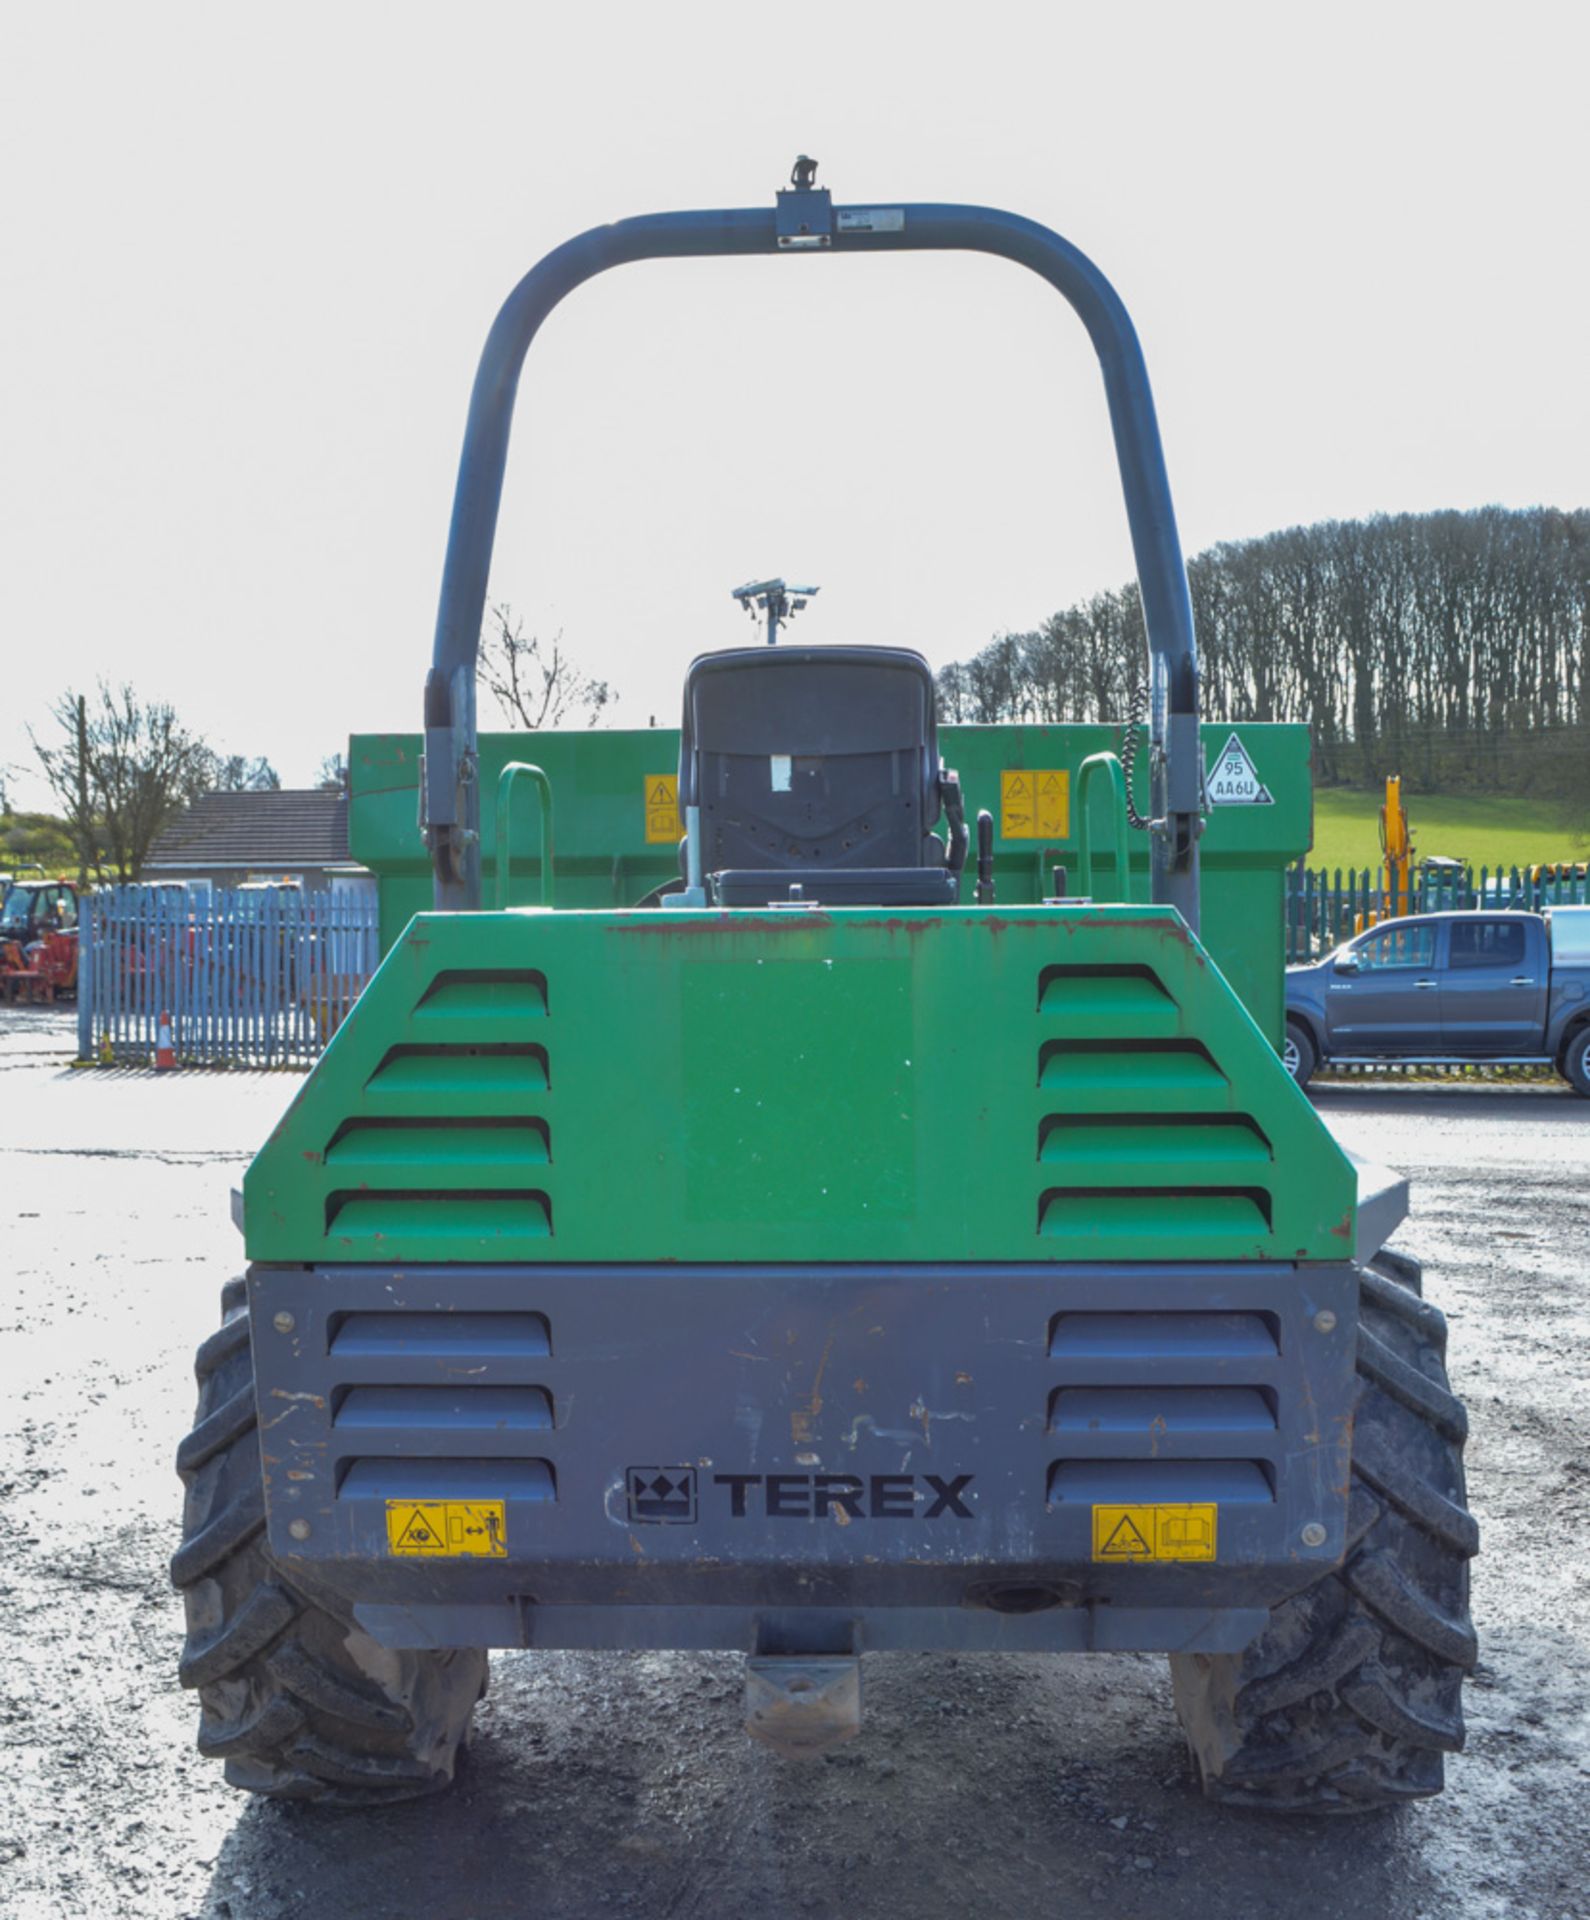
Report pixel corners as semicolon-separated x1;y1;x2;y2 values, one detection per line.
172;165;1474;1814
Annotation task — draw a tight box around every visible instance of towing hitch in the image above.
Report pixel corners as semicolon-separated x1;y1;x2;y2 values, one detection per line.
744;1654;863;1758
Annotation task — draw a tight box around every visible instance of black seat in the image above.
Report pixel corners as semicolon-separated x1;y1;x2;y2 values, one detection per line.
677;645;965;906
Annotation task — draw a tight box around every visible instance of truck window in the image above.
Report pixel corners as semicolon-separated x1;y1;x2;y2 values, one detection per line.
1448;919;1525;970
1550;908;1590;966
1354;924;1435;971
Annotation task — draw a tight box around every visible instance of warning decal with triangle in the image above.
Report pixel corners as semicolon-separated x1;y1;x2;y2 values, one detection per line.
642;772;682;844
1205;733;1274;806
1091;1502;1217;1562
1099;1513;1152;1558
385;1498;509;1558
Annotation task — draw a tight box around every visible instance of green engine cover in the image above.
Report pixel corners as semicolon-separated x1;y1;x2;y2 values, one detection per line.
348;720;1313;1048
244;904;1355;1268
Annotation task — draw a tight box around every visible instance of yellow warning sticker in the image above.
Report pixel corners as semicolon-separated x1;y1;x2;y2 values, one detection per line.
1092;1503;1217;1563
644;773;681;845
385;1499;508;1558
1000;768;1069;840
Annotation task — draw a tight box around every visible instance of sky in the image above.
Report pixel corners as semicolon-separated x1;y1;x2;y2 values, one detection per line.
2;1;1586;809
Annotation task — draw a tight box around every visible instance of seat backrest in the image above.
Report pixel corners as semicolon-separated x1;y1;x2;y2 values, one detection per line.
678;646;943;874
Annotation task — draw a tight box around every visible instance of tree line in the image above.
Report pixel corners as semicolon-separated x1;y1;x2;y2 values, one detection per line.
14;685;293;883
935;506;1589;796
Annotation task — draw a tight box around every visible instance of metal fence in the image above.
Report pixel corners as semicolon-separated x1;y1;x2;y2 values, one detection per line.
79;887;380;1068
1285;863;1590;962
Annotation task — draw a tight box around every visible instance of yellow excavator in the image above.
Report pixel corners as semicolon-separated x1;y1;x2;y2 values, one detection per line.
1353;775;1412;931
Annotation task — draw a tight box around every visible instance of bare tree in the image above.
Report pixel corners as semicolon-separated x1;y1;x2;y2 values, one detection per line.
199;752;281;792
317;752;348;792
938;507;1590;799
479;603;614;730
32;684;215;881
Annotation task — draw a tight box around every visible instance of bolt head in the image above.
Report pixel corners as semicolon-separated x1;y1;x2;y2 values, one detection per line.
1313;1309;1337;1334
273;1311;296;1334
288;1518;311;1542
1301;1522;1328;1548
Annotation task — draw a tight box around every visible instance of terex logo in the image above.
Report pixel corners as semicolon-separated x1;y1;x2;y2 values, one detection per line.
713;1472;975;1520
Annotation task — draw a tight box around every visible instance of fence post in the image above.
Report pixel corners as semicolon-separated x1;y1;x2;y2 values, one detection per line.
77;894;95;1062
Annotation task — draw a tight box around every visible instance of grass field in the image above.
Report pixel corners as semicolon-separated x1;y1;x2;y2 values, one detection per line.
1306;788;1588;874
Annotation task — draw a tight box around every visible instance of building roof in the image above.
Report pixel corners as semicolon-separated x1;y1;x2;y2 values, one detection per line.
143;788;354;871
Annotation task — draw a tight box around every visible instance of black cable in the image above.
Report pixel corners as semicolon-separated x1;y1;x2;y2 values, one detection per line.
1118;681;1153;830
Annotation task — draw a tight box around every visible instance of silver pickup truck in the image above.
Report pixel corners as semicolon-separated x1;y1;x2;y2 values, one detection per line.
1285;906;1590;1093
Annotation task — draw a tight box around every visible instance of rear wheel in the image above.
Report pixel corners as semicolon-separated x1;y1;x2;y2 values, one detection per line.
1170;1248;1476;1812
1283;1018;1317;1088
1562;1025;1590;1098
172;1280;488;1804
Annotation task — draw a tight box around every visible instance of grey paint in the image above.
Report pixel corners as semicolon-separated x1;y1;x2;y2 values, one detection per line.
248;1259;1359;1653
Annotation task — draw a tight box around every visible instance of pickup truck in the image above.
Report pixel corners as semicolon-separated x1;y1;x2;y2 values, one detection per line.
1285;906;1590;1094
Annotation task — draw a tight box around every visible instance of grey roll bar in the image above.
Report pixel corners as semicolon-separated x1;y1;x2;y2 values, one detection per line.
424;169;1203;927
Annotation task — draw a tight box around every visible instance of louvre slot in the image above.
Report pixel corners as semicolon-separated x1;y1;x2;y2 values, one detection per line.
1047;1459;1274;1506
333;1385;553;1431
325;1118;550;1170
338;1457;556;1501
1038;1039;1226;1095
1049;1311;1279;1361
1049;1385;1276;1434
1038;1187;1271;1239
365;1044;548;1096
414;969;548;1020
1038;1113;1271;1166
329;1310;551;1358
1037;964;1176;1021
325;1190;552;1240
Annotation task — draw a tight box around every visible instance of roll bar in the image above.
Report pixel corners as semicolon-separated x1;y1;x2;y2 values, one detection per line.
423;164;1203;927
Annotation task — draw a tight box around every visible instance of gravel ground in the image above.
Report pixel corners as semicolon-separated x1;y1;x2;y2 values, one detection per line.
1;1006;1586;1920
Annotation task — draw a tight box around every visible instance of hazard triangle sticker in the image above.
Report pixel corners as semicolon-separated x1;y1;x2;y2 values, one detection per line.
1206;733;1274;806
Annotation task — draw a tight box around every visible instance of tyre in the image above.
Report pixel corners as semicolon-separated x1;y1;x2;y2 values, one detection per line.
1283;1018;1318;1088
172;1280;488;1804
1562;1025;1590;1098
1170;1248;1476;1812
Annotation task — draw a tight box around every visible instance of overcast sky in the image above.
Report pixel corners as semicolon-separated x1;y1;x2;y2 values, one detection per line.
3;1;1585;807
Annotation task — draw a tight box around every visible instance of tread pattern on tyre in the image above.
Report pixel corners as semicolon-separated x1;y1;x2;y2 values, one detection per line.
172;1283;487;1805
1171;1247;1477;1813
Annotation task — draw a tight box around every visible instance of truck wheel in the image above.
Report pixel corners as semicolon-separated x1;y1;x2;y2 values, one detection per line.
1562;1025;1590;1098
1283;1018;1317;1088
172;1280;488;1804
1170;1249;1476;1812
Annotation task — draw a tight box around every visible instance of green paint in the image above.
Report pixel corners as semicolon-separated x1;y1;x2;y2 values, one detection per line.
245;904;1354;1268
350;720;1312;1045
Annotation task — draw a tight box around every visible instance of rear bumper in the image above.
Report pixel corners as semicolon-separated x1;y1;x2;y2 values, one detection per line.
248;1260;1359;1654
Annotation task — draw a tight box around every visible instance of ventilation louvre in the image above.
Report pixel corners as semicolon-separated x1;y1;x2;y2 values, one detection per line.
334;1385;553;1431
325;1118;550;1171
1047;1459;1273;1506
325;1190;552;1242
1049;1311;1279;1361
338;1457;556;1501
1049;1385;1276;1434
415;969;548;1020
1039;1187;1270;1241
365;1044;548;1097
1038;1114;1271;1167
1038;1039;1227;1096
329;1310;551;1358
1038;963;1177;1026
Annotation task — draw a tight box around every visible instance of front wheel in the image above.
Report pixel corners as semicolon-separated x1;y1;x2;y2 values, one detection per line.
172;1280;489;1804
1170;1249;1476;1812
1283;1017;1318;1088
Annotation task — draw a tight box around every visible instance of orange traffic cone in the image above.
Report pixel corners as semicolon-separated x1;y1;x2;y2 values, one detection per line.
155;1011;176;1072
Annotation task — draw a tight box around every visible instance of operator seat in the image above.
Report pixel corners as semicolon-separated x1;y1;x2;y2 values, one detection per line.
677;645;967;906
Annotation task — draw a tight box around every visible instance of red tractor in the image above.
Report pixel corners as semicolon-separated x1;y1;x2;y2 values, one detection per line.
0;880;80;1002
